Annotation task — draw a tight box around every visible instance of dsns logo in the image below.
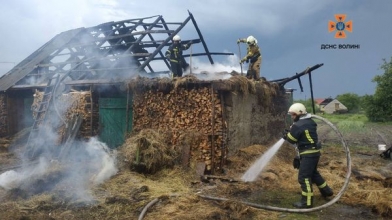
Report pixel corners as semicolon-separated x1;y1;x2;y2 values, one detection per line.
329;15;352;38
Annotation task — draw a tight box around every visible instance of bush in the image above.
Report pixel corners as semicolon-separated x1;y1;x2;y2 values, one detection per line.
363;57;392;122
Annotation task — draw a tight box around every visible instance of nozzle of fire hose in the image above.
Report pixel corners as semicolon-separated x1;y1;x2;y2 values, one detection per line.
282;129;289;140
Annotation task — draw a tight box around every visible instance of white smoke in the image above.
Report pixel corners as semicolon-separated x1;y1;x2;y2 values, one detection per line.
184;55;242;80
0;157;50;190
83;137;117;185
0;96;117;202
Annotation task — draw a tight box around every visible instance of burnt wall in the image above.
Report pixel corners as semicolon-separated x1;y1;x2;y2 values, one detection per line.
5;90;35;136
223;83;288;155
0;93;7;137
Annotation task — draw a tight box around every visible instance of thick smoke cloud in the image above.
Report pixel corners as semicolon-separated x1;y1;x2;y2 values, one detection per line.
0;95;118;202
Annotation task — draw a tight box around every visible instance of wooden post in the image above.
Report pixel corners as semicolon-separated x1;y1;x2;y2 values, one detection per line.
90;85;94;136
6;92;10;136
125;84;130;138
308;72;316;114
210;84;215;173
220;92;227;169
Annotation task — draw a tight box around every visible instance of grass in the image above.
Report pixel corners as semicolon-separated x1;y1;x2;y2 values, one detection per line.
318;113;368;124
315;113;371;134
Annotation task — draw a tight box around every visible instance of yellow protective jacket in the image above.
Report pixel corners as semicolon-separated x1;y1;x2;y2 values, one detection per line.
165;43;190;63
239;39;261;63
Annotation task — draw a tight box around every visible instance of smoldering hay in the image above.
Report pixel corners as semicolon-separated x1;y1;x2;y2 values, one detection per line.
0;137;117;200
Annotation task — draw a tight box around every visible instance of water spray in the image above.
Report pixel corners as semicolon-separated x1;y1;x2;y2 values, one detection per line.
199;114;351;213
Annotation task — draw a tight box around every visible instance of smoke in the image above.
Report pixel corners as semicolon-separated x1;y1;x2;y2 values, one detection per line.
183;55;242;80
0;95;117;202
0;157;50;190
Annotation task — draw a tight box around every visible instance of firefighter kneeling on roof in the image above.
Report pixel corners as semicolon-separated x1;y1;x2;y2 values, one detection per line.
237;35;261;80
283;103;334;208
165;35;192;78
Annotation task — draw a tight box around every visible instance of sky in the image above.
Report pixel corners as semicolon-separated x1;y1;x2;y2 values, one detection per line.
0;0;391;99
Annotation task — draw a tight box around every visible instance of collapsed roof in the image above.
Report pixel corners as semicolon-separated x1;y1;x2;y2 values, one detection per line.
0;11;233;91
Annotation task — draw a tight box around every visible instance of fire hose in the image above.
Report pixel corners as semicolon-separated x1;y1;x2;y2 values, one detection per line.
199;114;352;213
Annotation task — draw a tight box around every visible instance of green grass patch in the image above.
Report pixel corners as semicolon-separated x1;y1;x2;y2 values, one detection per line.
318;114;368;124
336;120;368;134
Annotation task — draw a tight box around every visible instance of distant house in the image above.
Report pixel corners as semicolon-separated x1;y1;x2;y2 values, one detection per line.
314;98;333;112
315;97;348;114
323;99;348;114
314;98;325;106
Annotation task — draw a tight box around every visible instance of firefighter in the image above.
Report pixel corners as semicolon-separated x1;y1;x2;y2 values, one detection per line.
237;35;262;80
283;103;333;208
165;35;192;78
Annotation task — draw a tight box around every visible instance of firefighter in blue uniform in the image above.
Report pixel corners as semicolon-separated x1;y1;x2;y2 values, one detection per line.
283;103;333;208
165;35;191;78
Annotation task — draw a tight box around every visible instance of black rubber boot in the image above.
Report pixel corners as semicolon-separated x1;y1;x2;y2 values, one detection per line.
293;196;313;208
319;185;333;198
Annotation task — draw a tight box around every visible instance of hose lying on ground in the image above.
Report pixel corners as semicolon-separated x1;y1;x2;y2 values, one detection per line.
138;198;160;220
199;114;351;213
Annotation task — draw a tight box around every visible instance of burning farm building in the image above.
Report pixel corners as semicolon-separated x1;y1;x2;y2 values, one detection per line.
0;12;302;174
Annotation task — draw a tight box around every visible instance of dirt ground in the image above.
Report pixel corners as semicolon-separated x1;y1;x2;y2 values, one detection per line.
0;122;391;220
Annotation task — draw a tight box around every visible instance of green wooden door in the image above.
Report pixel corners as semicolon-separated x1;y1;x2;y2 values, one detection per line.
99;98;132;148
24;97;34;127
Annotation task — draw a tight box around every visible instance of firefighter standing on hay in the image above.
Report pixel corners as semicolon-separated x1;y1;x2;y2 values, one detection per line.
283;103;334;208
165;35;192;78
237;35;261;80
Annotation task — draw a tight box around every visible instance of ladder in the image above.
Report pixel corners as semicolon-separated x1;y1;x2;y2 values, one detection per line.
25;75;60;158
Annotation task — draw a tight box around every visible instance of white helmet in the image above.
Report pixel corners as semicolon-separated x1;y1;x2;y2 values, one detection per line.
173;35;181;42
288;103;307;115
246;35;257;45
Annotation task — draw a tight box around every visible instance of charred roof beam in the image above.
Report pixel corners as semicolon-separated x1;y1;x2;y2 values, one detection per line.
136;15;192;73
141;24;171;71
188;10;214;64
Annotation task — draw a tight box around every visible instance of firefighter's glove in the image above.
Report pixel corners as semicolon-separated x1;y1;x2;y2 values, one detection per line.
293;156;300;169
282;129;289;140
240;58;247;64
237;39;241;44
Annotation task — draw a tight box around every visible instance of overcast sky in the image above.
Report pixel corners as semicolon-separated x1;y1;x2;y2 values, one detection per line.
0;0;391;99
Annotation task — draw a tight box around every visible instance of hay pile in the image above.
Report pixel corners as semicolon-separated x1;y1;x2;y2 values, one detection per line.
173;74;199;90
221;142;298;192
129;74;281;96
226;75;256;95
321;152;392;217
224;143;392;217
120;129;180;174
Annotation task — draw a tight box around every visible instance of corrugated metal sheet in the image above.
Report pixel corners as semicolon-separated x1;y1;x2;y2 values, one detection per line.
0;28;83;92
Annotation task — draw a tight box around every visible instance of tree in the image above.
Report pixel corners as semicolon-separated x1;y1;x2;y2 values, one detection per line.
336;93;361;113
363;57;392;122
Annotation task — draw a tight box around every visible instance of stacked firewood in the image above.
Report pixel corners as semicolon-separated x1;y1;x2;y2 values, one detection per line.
0;93;7;136
78;91;99;139
32;90;44;120
133;87;225;172
56;91;93;143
